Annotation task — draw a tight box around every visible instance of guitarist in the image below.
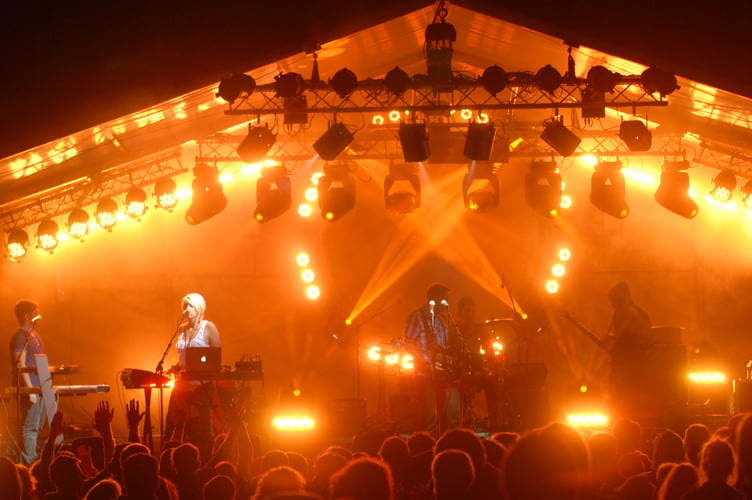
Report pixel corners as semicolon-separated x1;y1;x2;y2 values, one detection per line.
606;282;652;417
404;283;462;436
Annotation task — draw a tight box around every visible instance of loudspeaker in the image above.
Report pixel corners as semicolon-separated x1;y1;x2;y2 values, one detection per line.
733;379;752;414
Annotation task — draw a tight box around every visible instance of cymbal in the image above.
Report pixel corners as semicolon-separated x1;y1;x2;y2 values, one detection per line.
483;318;514;325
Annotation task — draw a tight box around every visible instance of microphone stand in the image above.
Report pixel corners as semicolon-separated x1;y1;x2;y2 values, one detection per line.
149;314;185;452
444;305;467;430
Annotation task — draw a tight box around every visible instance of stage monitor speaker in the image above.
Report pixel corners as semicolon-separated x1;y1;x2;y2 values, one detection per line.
733;379;752;414
327;399;366;439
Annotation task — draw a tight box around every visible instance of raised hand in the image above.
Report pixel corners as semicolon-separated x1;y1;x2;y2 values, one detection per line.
75;444;98;477
126;399;145;428
92;400;115;436
50;410;66;438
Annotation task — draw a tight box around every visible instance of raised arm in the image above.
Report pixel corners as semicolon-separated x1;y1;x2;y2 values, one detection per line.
92;400;116;464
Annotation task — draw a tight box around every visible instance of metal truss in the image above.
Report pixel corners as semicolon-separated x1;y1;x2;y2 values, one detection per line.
223;75;667;118
695;142;752;179
0;153;186;231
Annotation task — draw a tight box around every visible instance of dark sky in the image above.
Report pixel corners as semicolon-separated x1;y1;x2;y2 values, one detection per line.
1;0;750;159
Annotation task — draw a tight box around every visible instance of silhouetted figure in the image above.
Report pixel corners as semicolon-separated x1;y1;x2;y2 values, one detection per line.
684;423;712;468
82;479;121;500
0;456;22;500
432;449;475;500
202;475;234;500
685;437;742;500
45;454;85;500
252;466;307;500
656;462;699;500
120;453;159;500
330;458;394;500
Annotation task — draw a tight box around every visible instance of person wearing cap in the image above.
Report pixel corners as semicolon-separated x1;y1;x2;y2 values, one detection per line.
404;283;462;435
8;299;45;465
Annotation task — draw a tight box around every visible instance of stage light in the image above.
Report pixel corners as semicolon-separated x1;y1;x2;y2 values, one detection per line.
479;65;507;96
272;415;315;431
384;67;411;96
318;164;356;222
254;165;291;223
398;122;430;162
534;64;562;93
125;188;148;220
558;248;571;261
237;124;276;164
545;280;559;294
742;180;752;209
463;163;499;212
296;253;310;267
384;164;420;214
368;346;382;361
689;372;726;384
401;354;414;371
655;161;698;218
301;269;315;283
641;67;679;97
587;65;618;93
67;209;90;240
313;123;354;161
96;198;118;231
710;170;737;202
154;178;178;211
540;117;581;157
424;16;456;83
35;219;59;253
464;122;495;161
185;163;227;225
274;72;305;98
215;73;256;103
329;68;358;98
591;161;629;218
552;264;565;278
525;161;562;217
306;285;321;300
567;412;609;428
298;204;312;217
619;120;652;151
6;229;29;262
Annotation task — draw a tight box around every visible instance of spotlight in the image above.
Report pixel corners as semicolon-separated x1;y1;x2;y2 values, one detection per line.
125;188;148;220
215;73;256;103
313;122;354;161
742;180;752;209
710;170;737;202
254;165;291;223
384;164;420;214
384;67;411;96
96;198;118;231
6;229;29;262
35;219;59;253
641;67;679;97
655;160;698;218
591;161;629;218
185;164;227;225
274;72;305;98
237;124;276;164
329;68;358;98
534;64;562;93
67;209;90;240
463;163;499;212
525;161;562;217
154;178;178;211
398;122;430;162
586;65;618;93
479;65;507;96
619;120;652;151
424;17;456;83
464;122;495;161
318;164;356;222
540;117;581;157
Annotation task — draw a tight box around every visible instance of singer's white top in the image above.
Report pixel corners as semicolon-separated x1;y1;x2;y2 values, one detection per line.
176;320;210;366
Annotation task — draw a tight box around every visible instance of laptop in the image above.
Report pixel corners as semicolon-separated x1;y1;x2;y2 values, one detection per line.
184;347;222;373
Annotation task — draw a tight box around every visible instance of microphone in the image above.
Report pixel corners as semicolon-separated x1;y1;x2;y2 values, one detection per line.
440;299;449;310
428;300;435;315
31;314;42;323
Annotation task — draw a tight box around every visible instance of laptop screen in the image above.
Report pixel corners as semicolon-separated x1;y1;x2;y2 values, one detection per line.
184;347;222;372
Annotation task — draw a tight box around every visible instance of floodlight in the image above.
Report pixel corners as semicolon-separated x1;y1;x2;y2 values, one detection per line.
540;117;581;157
125;188;148;220
398;122;430;162
215;73;256;103
185;164;227;225
424;17;456;83
154;178;178;211
329;68;358;98
318;164;356;222
591;161;629;218
641;67;679;97
254;165;291;223
384;67;411;96
274;72;305;98
464;122;495;161
619;120;652;151
67;209;90;240
384;164;420;214
525;161;562;217
479;65;507;96
463;163;499;212
710;170;737;202
655;160;698;218
35;219;59;253
6;229;29;262
237;124;276;164
534;65;562;94
313;123;354;161
96;198;118;231
742;180;752;209
587;65;618;93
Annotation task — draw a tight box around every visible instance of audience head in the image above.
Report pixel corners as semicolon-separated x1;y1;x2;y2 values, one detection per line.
491;431;520;449
683;423;711;467
656;462;699;500
0;456;21;500
432;449;475;500
406;432;435;456
252;465;306;500
172;442;201;475
159;447;176;480
122;453;159;497
83;478;122;500
482;439;505;468
203;474;235;500
700;437;736;484
617;474;655;500
435;428;486;473
261;449;290;472
611;418;643;455
120;442;150;473
652;429;686;472
49;454;85;495
330;457;393;500
285;451;308;477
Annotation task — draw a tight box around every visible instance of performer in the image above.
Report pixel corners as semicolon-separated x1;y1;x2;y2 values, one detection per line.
604;282;652;416
8;299;45;465
165;292;220;460
404;283;462;436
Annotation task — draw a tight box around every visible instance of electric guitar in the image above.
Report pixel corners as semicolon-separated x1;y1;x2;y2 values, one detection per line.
561;310;614;354
392;338;464;378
